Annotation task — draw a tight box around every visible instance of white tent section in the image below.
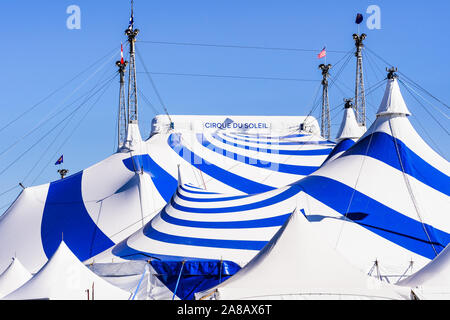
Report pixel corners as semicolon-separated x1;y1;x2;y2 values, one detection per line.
0;114;332;274
321;105;365;165
88;261;176;300
298;76;450;277
0;137;173;274
0;258;32;299
376;78;411;116
335;103;366;142
87;183;300;267
397;244;450;299
3;242;130;300
88;78;449;284
195;209;410;300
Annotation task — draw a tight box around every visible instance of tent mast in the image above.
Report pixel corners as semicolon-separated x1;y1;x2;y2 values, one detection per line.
353;33;367;127
116;48;128;150
125;0;139;126
319;63;332;140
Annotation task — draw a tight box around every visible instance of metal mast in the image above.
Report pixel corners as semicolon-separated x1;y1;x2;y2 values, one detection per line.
353;33;367;127
125;0;139;125
116;50;128;149
319;63;332;140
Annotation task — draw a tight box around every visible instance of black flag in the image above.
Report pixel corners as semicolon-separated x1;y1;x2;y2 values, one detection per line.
355;13;363;24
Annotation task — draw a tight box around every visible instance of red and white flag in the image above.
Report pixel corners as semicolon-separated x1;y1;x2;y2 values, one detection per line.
317;47;326;59
120;43;124;64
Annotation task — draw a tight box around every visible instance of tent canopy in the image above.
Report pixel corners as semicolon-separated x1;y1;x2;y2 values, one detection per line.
196;209;410;300
4;241;130;300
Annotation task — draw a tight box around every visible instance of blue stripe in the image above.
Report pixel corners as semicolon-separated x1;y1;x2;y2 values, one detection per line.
41;171;114;261
221;132;333;145
177;189;249;202
111;240;241;262
160;207;291;229
342;132;450;196
142;223;267;251
184;184;207;190
171;184;301;214
198;134;320;176
211;133;333;156
179;184;219;195
123;154;178;202
168;133;275;194
321;138;356;165
298;175;450;259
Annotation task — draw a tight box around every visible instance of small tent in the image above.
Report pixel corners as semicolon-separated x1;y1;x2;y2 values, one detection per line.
397;244;450;299
0;258;32;299
196;209;410;300
322;100;365;165
3;241;130;300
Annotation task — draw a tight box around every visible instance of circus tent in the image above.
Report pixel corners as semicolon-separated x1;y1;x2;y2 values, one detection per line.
94;75;450;289
0;115;332;274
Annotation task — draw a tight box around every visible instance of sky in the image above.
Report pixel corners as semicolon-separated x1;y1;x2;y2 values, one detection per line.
0;0;448;210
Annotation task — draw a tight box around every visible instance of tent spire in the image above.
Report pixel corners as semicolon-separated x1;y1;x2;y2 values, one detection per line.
335;98;364;142
319;63;332;140
125;0;139;126
387;66;398;80
353;33;367;127
116;45;128;150
376;67;411;117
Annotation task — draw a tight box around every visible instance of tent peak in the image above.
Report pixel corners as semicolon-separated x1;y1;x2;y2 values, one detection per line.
376;74;411;117
336;99;365;142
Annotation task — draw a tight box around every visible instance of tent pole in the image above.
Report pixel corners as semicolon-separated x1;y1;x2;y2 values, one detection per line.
219;259;223;284
172;260;186;300
131;264;149;300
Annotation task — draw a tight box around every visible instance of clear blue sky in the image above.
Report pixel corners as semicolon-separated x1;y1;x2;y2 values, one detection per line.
0;0;449;209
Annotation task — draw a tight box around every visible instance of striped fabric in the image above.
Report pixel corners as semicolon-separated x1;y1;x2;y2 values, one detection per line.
93;183;301;266
91;78;449;279
0;118;333;274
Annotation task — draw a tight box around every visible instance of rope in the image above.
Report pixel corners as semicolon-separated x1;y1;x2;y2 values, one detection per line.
19;70;117;184
0;69;118;161
0;46;119;135
365;46;449;110
0;185;20;198
388;119;439;257
398;79;449;136
131;264;149;300
172;260;186;300
135;47;173;125
399;79;449;121
137;40;349;53
137;71;320;83
334;116;379;250
5;73;117;184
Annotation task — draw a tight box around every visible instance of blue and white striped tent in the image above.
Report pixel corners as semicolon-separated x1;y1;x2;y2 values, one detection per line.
0;115;333;274
301;77;450;277
91;77;450;281
322;101;366;165
90;182;300;266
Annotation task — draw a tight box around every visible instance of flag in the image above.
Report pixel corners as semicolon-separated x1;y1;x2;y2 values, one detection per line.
128;13;134;30
317;47;326;59
55;155;63;165
120;43;124;64
355;13;363;24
